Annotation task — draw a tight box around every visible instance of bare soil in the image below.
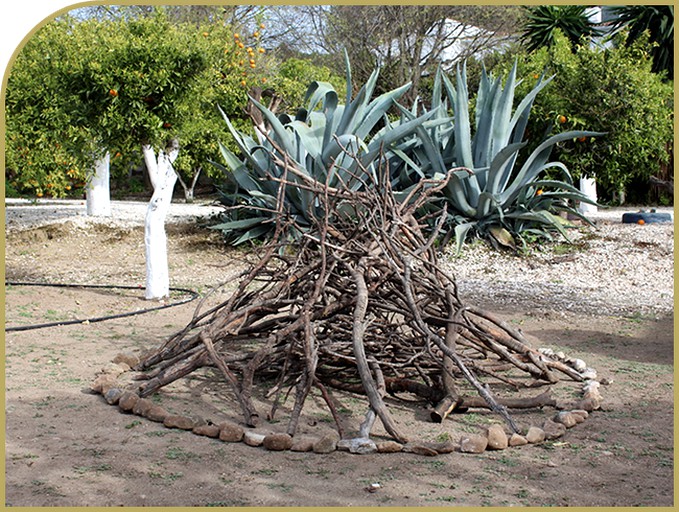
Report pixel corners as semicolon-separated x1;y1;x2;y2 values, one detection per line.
4;220;674;507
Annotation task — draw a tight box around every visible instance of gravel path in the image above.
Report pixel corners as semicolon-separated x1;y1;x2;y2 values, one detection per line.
5;198;674;318
4;198;223;231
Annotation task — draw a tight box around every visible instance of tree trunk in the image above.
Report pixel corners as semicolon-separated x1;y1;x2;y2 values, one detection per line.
175;166;202;203
578;175;598;214
141;140;179;300
85;151;111;216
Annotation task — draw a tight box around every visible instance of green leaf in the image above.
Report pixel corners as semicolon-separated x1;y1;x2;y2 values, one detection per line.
454;222;475;254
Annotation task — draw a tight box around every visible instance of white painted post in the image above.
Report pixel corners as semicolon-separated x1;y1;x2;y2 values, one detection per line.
85;151;111;216
142;141;179;300
578;175;598;214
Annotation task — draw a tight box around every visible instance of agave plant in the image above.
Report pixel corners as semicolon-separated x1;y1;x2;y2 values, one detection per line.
211;54;443;244
399;61;603;252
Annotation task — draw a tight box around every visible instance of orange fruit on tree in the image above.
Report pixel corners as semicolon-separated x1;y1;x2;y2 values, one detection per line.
258;48;265;54
109;89;118;97
536;189;543;196
578;136;587;142
260;23;265;29
557;115;567;124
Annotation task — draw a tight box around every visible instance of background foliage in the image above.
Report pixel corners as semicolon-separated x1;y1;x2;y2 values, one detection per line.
492;30;673;204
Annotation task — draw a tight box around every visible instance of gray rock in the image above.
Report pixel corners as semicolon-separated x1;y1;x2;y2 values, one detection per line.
117;391;139;412
103;387;123;405
243;431;266;447
90;374;117;394
509;433;528;447
99;362;126;377
574;397;600;412
132;397;154;417
290;437;315;452
426;441;455;454
376;441;403;453
337;438;377;455
313;432;340;454
403;443;438;456
542;419;567;440
581;368;598;380
572;358;587;372
459;434;488;454
193;424;221;438
112;352;140;368
554;411;577;428
219;422;245;442
164;415;196;430
144;405;169;423
525;426;545;444
486;424;508;450
263;433;293;451
570;409;589;423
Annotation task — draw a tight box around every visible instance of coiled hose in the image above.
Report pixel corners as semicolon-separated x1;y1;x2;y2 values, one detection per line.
5;281;199;332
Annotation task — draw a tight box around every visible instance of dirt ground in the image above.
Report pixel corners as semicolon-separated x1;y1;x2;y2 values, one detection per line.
4;220;674;507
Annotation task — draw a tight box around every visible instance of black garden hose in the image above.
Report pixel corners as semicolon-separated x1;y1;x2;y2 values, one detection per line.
5;281;199;332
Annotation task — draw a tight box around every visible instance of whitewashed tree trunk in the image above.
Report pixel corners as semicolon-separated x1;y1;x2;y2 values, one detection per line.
142;140;179;300
86;151;111;216
175;166;202;203
578;175;598;214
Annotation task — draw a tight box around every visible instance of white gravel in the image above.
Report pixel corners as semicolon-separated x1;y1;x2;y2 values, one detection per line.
447;207;674;317
4;197;223;231
5;199;674;318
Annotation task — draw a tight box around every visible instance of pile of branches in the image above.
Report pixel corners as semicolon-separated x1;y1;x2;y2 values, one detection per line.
134;154;583;443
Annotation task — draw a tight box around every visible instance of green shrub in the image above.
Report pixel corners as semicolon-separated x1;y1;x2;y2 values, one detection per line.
492;30;674;203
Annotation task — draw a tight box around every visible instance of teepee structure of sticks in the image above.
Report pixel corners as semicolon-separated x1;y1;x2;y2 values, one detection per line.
133;150;584;443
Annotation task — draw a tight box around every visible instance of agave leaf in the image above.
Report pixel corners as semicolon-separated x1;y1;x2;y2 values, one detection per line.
248;95;296;156
362;109;442;166
454;222;475;254
343;49;352;105
501;130;604;204
305;81;338;112
356;81;412;140
504;210;572;241
488;224;516;250
483;141;527;195
472;77;501;168
445;173;477;217
509;73;554;142
336;67;380;135
553;204;596;226
217;142;263;191
453;63;474;170
491;61;517;156
289;120;324;160
233;224;273;245
248;190;278;208
209;216;271;231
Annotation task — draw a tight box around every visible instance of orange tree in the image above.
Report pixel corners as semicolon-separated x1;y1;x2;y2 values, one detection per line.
492;30;673;203
5;8;349;200
4;18;95;198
